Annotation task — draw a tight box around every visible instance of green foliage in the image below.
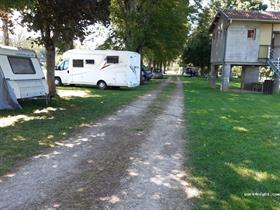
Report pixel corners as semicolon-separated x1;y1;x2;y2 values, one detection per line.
0;0;33;9
182;8;212;74
210;0;268;11
0;0;34;45
21;0;110;49
19;0;110;96
105;0;190;67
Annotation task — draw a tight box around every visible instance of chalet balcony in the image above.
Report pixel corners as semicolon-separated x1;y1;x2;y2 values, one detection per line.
258;45;280;60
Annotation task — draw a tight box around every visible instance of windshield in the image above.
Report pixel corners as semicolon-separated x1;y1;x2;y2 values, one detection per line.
57;60;69;70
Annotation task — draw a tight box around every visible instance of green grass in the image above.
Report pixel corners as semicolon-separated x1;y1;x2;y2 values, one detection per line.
183;78;280;210
0;81;160;176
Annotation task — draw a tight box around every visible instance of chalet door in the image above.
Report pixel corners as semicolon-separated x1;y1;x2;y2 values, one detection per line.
272;32;280;59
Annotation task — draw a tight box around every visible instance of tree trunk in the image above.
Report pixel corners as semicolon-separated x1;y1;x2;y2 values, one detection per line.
46;45;56;97
2;14;9;46
163;63;166;74
148;60;152;69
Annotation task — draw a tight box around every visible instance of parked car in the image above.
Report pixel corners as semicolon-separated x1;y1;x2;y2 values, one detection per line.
141;66;153;81
182;67;198;77
152;69;164;79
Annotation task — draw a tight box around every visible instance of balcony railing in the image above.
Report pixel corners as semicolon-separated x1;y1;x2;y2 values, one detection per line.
259;45;280;59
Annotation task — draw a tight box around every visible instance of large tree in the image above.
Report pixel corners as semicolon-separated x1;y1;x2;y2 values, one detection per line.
21;0;110;96
0;0;32;45
105;0;189;70
143;0;189;70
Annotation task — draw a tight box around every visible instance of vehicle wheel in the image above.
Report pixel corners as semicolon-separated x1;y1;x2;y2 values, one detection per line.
97;81;107;90
54;77;62;86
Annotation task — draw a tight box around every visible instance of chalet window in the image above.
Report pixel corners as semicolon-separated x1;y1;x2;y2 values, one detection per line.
247;29;256;39
73;59;84;68
106;56;119;64
8;56;36;74
86;59;95;64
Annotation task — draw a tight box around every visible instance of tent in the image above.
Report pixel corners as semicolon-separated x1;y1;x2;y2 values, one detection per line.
0;68;22;109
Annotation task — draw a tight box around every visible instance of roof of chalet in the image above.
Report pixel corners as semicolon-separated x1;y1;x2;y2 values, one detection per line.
209;9;280;33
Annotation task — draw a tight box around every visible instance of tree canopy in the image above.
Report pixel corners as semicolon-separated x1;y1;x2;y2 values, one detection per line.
20;0;110;96
0;0;33;45
102;0;190;69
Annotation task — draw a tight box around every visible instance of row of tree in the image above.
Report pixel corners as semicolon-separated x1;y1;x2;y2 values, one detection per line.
105;0;190;71
1;0;190;95
2;0;275;95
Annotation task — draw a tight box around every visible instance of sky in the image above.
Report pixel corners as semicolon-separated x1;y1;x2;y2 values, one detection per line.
0;11;110;50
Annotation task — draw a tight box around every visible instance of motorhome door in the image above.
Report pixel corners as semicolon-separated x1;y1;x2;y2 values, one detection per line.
56;60;71;84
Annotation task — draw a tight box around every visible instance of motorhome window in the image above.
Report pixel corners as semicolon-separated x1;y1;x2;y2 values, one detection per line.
86;59;95;64
73;59;84;67
63;60;69;70
107;56;119;64
8;56;35;74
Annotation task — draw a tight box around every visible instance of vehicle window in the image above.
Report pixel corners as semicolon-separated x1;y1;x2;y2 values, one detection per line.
73;59;84;68
8;56;36;74
63;60;69;70
86;59;95;64
106;56;119;64
154;69;162;73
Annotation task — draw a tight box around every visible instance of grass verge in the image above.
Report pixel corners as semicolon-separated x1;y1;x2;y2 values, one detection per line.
183;77;280;209
0;81;160;176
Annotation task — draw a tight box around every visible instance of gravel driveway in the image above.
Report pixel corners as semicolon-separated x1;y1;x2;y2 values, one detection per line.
0;77;199;210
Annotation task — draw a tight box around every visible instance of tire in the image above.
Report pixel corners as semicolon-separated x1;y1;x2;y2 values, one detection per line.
97;81;107;90
54;77;62;86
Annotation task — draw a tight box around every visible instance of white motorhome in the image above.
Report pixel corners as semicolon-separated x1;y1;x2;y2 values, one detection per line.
0;45;48;109
55;49;141;89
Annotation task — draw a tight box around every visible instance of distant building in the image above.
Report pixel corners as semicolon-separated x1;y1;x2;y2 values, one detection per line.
209;9;280;91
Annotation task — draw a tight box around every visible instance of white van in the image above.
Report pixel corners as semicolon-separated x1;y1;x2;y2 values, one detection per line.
55;49;141;89
0;45;48;109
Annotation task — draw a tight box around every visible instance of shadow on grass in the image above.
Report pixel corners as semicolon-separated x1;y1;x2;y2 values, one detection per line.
0;80;161;176
182;77;280;209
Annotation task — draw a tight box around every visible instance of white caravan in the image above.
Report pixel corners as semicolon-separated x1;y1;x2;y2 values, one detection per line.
55;49;141;89
0;45;48;109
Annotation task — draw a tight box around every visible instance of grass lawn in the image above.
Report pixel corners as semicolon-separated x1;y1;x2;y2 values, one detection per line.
183;77;280;209
0;80;160;176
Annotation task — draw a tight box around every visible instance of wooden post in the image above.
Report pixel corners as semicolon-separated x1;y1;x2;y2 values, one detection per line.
210;64;216;89
221;64;231;91
273;74;280;93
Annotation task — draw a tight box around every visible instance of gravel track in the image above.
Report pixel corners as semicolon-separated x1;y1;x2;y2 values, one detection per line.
0;77;199;210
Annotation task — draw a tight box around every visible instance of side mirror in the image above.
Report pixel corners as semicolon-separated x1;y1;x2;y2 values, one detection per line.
55;66;61;70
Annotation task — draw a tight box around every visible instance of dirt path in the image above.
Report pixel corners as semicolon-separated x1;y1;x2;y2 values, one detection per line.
0;77;199;210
